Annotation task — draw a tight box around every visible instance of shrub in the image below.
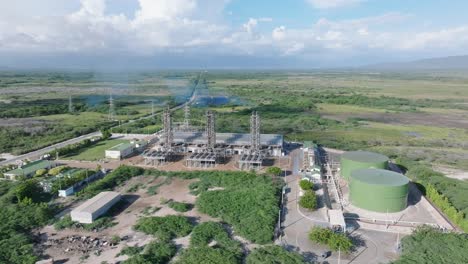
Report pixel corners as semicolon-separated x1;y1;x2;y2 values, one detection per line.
246;245;306;264
299;190;317;210
308;227;353;253
299;179;313;190
195;172;281;244
35;169;47;177
168;201;192;212
176;222;242;264
123;240;177;264
266;167;282;176
134;215;193;239
394;226;468;264
79;166;143;198
48;166;68;176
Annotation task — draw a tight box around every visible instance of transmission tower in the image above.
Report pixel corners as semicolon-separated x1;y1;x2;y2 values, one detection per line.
108;89;115;121
206;110;216;150
183;104;190;130
68;95;74;113
162;106;173;149
250;111;261;154
151;100;155;118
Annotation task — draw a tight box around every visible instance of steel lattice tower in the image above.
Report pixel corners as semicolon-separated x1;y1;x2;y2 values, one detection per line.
68;95;74;113
151;100;155;118
183;104;190;130
250;111;261;154
108;90;115;121
162;107;173;149
206;110;216;150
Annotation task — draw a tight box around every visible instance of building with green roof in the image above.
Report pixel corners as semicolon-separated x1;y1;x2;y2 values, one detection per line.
4;160;56;180
349;168;409;212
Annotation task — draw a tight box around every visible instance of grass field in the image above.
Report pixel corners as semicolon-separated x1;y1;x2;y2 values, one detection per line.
63;139;128;161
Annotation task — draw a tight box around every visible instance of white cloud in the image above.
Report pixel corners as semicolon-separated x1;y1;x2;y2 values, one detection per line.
307;0;364;9
0;1;467;66
272;26;286;40
135;0;197;21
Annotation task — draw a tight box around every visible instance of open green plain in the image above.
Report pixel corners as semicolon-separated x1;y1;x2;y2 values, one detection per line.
62;139;128;161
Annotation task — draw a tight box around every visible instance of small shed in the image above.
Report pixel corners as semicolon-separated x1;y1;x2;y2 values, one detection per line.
71;191;121;224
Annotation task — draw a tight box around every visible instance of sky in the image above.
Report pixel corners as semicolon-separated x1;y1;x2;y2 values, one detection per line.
1;0;468;69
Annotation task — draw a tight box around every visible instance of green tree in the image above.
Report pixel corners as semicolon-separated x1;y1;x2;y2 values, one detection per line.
246;245;306;264
101;129;112;140
299;190;317;210
266;167;282;176
308;227;353;253
299;179;313;190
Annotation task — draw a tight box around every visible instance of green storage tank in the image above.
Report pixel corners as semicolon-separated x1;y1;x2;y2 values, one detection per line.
349;168;409;213
340;151;389;180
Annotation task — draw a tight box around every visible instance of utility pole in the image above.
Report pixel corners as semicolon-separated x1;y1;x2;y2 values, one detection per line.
68;95;74;113
108;89;115;121
183;104;190;130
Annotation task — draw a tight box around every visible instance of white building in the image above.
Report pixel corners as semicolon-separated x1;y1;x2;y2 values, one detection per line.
71;191;121;224
105;143;134;159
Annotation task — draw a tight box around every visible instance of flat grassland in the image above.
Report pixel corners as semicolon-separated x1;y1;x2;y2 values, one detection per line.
63;139;128;161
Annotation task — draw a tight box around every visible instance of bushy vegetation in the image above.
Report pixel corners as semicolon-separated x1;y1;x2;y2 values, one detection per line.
54;215;116;231
134;215;194;239
122;239;177;264
266;167;282;176
168;201;192;212
396;157;468;231
299;179;313;191
308;227;353;253
177;222;242;264
79;166;143;198
246;245;306;264
192;171;281;244
0;181;54;264
394;226;468;264
299;190;317;210
51;169;96;194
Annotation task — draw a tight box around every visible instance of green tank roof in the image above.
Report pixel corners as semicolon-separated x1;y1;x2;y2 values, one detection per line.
341;151;389;163
340;151;389;180
351;168;409;186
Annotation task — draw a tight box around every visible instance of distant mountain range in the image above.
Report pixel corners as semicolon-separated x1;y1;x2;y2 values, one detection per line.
364;55;468;70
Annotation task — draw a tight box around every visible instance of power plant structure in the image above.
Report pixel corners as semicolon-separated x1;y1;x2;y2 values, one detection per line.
339;150;410;213
143;109;283;170
142;107;177;166
238;111;264;170
340;151;389;180
349;168;409;212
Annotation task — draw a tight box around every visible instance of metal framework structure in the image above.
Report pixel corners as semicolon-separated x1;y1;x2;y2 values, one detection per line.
206;110;216;150
250;111;261;154
108;90;115;121
186;110;221;168
142;150;174;166
68;95;74;113
239;111;264;170
183;104;190;130
163;106;173;149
